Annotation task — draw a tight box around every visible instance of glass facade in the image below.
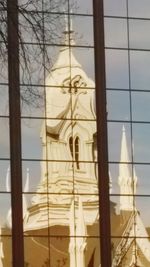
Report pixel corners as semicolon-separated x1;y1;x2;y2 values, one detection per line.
1;0;150;266
105;0;150;266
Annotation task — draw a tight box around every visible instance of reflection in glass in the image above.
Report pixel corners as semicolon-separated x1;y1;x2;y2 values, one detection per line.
136;197;150;228
71;47;95;82
107;122;131;162
21;86;45;118
105;49;129;89
23;193;49;233
109;163;135;196
132;123;150;163
70;0;93;15
111;237;143;266
21;118;43;160
19;44;44;86
24;236;49;266
0;194;12;230
0;161;10;192
0;87;9;116
135;165;150;195
130;51;150;90
104;0;127;17
0;236;12;267
20;17;100;266
129;19;150;50
107;90;130;121
104;18;128;48
71;15;94;46
132;91;150;122
0;118;10;159
128;0;150;18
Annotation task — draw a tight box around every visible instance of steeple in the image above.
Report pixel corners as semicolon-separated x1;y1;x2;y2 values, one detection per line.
63;12;75;47
118;125;137;211
119;125;130;178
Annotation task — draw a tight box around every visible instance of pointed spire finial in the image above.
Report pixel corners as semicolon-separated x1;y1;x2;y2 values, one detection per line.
63;10;75;46
122;124;125;133
120;125;129;161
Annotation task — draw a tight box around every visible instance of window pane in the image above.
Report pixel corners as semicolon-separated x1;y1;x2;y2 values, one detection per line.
128;0;150;18
104;0;127;17
105;49;129;89
0;118;10;159
107;90;130;121
104;18;128;48
130;51;150;90
132;91;150;122
0;86;9;116
133;123;150;163
129;19;150;49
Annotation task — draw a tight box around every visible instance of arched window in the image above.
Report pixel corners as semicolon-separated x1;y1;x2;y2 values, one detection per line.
75;137;80;169
69;136;73;159
69;136;80;169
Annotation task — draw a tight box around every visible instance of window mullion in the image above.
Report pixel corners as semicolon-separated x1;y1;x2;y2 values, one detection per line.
93;0;111;266
7;0;24;266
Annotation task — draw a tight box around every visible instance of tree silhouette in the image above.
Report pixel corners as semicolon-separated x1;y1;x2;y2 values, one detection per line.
0;0;74;106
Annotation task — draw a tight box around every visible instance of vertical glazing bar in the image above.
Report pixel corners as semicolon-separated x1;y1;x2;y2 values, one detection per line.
7;0;24;266
93;0;111;266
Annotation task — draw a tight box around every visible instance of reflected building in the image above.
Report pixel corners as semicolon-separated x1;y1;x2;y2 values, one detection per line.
1;25;150;267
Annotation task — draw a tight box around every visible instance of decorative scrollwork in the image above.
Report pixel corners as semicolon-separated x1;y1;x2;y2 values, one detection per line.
61;75;87;94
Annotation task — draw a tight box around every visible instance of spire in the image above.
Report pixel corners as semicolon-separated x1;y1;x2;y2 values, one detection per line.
118;125;137;211
63;11;75;46
119;125;130;178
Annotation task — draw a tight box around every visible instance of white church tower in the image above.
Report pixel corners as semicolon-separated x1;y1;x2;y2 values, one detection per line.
24;17;99;267
39;24;97;193
23;17;99;267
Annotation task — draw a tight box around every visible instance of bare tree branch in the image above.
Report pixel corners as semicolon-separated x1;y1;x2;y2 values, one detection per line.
0;0;75;107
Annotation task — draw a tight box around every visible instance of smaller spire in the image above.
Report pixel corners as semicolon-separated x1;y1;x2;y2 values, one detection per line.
120;125;130;169
118;125;137;211
119;125;130;179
